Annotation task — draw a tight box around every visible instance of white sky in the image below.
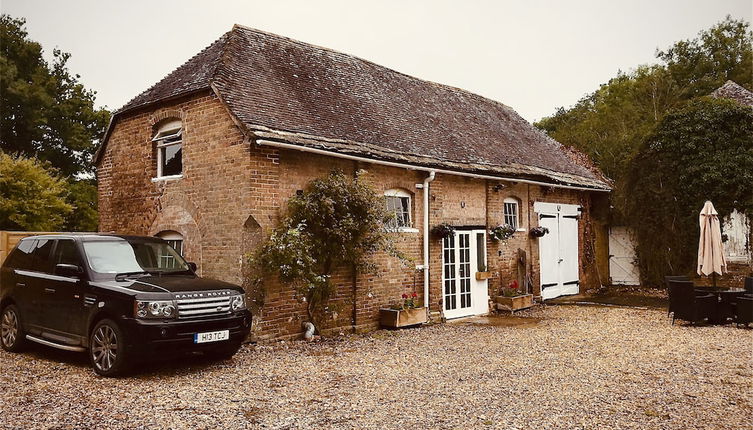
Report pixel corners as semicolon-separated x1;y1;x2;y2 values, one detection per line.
2;0;751;122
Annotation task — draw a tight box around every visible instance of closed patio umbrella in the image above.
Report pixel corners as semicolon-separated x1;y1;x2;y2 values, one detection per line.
697;201;726;286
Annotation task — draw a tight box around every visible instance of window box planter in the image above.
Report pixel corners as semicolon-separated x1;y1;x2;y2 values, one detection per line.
379;307;427;328
475;271;493;281
495;294;534;313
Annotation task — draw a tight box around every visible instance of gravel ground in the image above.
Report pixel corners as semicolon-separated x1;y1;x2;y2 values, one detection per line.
1;305;752;430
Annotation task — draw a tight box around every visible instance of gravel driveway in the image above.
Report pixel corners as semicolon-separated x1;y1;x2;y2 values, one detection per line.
2;305;752;430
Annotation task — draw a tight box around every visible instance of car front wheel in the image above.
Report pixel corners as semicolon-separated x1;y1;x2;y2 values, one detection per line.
89;319;129;377
1;304;26;352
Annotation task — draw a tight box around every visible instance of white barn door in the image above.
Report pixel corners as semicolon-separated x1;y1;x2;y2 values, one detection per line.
723;209;751;263
608;227;640;285
535;202;580;300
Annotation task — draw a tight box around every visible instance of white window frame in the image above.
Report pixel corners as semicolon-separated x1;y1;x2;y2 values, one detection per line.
384;189;418;233
152;120;183;180
156;231;184;269
503;197;524;231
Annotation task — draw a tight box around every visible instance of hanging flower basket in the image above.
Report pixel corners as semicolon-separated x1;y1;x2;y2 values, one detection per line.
489;224;515;241
431;223;455;239
529;226;550;238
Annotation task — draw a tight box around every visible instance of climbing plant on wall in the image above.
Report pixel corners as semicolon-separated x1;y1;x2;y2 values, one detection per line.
625;97;753;285
255;170;406;332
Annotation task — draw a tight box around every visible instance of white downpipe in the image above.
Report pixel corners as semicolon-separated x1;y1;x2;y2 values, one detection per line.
255;139;610;192
423;171;436;309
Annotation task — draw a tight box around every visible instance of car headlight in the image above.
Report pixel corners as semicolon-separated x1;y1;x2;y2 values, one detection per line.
135;300;177;319
231;294;246;311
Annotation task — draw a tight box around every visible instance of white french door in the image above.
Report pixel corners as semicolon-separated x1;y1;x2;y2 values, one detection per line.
534;202;580;300
442;229;488;319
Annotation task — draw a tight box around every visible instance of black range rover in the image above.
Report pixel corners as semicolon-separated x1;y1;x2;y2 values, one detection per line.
0;234;252;376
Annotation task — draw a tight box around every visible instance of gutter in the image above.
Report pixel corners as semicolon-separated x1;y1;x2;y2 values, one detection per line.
422;171;436;309
255;139;610;193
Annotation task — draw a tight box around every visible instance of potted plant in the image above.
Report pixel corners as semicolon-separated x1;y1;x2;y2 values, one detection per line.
431;223;455;239
529;226;549;238
489;224;515;241
380;292;428;328
495;280;534;313
475;263;493;280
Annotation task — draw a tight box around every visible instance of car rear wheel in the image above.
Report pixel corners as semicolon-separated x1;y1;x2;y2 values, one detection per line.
90;319;129;377
1;304;26;352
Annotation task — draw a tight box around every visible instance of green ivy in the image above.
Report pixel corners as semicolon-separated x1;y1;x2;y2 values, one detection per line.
625;97;753;285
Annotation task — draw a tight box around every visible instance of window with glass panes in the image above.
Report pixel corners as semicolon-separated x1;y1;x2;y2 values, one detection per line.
384;189;411;230
156;231;184;269
152;120;183;178
503;198;519;230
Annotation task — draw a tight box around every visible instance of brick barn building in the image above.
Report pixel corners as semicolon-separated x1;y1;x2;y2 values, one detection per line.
95;25;611;341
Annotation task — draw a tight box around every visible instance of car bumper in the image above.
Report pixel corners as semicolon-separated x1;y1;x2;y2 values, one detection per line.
121;310;252;356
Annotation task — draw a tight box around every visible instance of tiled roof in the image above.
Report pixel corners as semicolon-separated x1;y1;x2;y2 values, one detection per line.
710;80;753;107
109;25;610;190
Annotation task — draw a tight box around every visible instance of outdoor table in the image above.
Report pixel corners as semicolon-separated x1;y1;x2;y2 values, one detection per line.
694;287;747;324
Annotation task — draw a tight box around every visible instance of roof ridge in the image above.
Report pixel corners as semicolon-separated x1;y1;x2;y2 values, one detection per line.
229;25;518;114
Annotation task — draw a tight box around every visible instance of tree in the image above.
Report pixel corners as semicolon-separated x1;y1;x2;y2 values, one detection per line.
0;14;110;177
62;179;98;231
256;170;405;331
625;97;753;285
0;152;73;231
535;17;752;219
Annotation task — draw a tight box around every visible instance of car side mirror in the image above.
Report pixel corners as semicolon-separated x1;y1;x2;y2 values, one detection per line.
55;263;82;278
187;262;198;272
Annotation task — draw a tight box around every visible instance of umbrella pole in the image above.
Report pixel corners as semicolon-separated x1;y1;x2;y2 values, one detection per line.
712;272;717;288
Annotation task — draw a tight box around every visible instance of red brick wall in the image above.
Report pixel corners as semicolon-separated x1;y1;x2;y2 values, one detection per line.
99;93;606;341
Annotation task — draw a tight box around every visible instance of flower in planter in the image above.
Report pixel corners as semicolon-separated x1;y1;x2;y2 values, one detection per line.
489;224;515;241
499;280;523;297
431;222;455;239
401;292;419;309
529;226;550;238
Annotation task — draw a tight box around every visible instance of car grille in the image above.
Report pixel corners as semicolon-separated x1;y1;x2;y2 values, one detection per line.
175;291;234;319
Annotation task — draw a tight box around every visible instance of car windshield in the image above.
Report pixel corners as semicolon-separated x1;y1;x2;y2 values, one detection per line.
83;240;190;275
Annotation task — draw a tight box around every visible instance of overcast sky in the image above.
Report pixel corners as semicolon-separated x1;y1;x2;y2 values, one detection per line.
2;0;751;121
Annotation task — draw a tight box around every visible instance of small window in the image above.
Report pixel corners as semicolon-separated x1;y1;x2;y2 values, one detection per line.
503;198;520;230
384;189;412;231
156;231;184;269
6;239;36;270
152;119;183;178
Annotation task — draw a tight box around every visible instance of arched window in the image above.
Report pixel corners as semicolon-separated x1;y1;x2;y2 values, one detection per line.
156;230;184;268
503;197;521;230
152;119;183;178
384;188;413;231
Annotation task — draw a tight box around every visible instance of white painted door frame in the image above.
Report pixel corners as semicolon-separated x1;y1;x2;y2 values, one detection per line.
534;202;580;300
441;228;489;319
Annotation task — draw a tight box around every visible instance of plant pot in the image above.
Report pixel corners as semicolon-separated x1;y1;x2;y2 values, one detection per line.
380;307;427;328
475;271;492;281
495;294;534;313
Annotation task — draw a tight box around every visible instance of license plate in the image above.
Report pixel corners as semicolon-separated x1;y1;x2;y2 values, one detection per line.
194;330;229;344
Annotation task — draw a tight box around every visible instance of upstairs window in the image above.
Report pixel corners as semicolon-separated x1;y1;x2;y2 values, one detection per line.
385;189;413;231
152;119;183;178
503;197;521;230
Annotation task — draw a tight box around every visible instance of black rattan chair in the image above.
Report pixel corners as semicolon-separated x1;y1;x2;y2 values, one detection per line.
668;280;715;325
744;277;753;294
735;296;753;327
665;276;691;316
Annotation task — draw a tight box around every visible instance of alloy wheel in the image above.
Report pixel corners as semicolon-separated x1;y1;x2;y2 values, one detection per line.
1;308;18;348
91;324;118;372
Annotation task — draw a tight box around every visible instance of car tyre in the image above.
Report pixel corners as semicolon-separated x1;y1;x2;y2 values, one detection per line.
206;341;242;360
89;319;130;377
1;304;26;352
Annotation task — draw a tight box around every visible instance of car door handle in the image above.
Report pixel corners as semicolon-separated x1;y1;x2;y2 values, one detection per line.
44;288;56;294
16;283;26;287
